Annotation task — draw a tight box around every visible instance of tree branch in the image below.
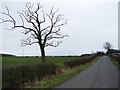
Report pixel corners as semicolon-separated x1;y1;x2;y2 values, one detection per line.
43;8;67;46
21;37;38;46
45;41;62;47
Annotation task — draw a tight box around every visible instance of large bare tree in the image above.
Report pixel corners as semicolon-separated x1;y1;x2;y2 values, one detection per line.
0;2;68;62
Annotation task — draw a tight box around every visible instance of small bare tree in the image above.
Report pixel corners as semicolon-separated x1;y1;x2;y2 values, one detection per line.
0;2;68;62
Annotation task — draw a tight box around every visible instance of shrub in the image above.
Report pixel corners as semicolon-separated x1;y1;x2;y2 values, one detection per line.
2;62;57;88
64;55;97;68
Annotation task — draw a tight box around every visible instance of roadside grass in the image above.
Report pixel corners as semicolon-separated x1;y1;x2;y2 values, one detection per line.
0;56;2;67
31;57;99;88
2;56;80;68
109;57;120;69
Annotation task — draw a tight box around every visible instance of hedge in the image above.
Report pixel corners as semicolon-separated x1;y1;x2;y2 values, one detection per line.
2;62;57;88
64;55;97;68
110;54;120;64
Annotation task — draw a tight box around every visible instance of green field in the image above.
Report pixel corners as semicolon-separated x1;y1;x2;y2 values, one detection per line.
2;56;80;67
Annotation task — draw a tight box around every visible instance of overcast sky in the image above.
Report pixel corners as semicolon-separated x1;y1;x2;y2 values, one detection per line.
0;0;119;56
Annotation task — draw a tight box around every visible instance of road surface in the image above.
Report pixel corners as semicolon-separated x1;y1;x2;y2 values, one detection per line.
56;56;118;88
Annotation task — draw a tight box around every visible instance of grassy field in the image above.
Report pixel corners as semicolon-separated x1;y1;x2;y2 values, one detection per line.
2;56;80;67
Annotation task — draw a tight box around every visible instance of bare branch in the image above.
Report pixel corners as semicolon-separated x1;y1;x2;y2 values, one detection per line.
0;18;13;23
47;34;68;41
40;10;45;23
2;6;16;26
41;26;51;32
5;6;9;13
51;27;61;35
18;9;39;33
21;38;38;46
35;3;43;14
53;14;64;25
42;7;68;46
18;11;24;26
45;41;62;47
54;19;67;28
15;25;39;37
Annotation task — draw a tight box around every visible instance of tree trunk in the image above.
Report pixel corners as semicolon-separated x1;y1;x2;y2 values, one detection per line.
39;44;46;63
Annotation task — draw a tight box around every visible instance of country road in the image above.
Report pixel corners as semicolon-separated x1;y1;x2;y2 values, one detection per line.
56;56;118;88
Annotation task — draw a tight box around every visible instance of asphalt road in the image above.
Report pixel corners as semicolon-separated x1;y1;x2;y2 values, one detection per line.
56;56;118;88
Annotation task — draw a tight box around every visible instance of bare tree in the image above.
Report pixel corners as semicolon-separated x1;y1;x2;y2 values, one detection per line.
0;2;68;62
103;42;112;51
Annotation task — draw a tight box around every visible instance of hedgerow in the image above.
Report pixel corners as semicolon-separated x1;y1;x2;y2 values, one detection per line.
2;62;57;88
64;55;97;68
110;54;120;64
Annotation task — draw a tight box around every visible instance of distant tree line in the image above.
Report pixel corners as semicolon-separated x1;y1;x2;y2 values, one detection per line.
103;42;120;55
0;54;15;57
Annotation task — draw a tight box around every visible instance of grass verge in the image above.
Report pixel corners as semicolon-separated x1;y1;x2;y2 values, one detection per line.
31;57;99;88
109;57;120;69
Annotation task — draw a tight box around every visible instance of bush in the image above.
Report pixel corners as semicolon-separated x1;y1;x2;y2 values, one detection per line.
2;62;57;88
64;55;97;68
